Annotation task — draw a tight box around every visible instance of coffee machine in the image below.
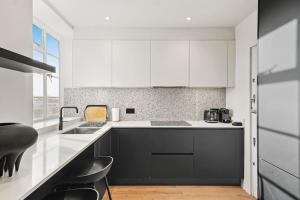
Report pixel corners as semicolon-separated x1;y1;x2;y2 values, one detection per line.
204;108;219;123
204;108;231;123
218;108;231;123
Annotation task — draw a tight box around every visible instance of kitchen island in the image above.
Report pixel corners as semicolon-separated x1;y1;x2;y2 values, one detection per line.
0;121;243;200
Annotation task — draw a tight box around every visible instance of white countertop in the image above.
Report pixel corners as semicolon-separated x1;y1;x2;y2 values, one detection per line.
0;120;243;200
111;120;243;128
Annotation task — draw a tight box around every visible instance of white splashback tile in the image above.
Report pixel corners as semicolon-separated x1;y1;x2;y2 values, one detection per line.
64;88;226;121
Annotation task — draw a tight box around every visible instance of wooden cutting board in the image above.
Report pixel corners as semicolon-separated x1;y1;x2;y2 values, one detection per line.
84;105;107;122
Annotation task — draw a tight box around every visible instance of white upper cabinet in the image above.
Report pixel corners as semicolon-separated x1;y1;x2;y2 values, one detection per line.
112;41;151;87
227;41;236;87
190;41;228;87
73;40;111;87
72;39;235;88
150;41;189;87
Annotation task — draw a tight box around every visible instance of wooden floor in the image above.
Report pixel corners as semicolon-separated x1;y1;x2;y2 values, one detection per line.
102;186;256;200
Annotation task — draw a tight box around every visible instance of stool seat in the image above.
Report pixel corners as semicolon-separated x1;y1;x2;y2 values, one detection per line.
70;156;113;184
43;188;98;200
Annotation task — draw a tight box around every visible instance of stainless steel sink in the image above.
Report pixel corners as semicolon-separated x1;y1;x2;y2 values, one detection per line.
61;128;100;134
78;122;106;128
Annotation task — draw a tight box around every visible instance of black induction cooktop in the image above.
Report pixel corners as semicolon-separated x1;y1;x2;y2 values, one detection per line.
150;121;192;126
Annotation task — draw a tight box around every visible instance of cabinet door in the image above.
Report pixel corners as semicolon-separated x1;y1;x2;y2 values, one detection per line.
190;41;228;87
112;129;151;179
194;129;244;180
112;41;150;87
151;41;189;87
73;40;111;87
227;41;236;87
151;155;193;178
151;129;194;153
94;131;111;157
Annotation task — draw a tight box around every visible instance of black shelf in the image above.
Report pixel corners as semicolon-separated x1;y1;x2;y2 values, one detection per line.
0;47;56;73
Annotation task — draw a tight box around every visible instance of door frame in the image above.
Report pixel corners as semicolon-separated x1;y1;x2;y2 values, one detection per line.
250;45;258;198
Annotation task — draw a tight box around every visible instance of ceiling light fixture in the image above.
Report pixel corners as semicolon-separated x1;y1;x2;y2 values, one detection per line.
105;16;110;21
186;17;192;21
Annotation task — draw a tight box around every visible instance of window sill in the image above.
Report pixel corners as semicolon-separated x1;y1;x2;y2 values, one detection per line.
33;117;81;134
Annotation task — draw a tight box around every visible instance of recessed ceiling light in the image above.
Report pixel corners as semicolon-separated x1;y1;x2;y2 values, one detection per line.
105;16;110;21
186;17;192;21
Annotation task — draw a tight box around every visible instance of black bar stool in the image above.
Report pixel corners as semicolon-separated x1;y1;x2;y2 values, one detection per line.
43;188;99;200
67;156;113;200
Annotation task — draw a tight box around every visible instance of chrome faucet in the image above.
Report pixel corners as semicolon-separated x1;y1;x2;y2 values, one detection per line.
59;106;79;130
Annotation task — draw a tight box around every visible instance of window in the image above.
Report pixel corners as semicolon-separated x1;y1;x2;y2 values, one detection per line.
32;24;60;121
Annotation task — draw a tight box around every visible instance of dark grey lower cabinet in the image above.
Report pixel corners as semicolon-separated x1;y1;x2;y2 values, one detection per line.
151;155;194;178
97;128;244;185
151;129;194;153
110;129;152;184
94;130;111;157
194;129;244;185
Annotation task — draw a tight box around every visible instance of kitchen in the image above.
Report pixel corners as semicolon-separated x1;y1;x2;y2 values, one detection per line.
0;0;298;200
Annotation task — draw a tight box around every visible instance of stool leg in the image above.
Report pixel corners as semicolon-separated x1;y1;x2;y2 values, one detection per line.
104;176;112;200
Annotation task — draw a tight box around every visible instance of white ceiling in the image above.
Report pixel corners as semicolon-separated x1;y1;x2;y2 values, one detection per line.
45;0;257;28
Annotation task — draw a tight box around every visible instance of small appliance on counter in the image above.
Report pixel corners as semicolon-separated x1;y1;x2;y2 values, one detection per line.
218;108;232;123
204;108;232;123
204;108;219;123
112;108;120;122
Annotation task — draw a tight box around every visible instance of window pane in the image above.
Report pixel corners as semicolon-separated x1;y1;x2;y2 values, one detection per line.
32;26;61;121
33;74;44;121
46;54;59;75
33;50;43;62
47;76;59;97
47;76;59;118
46;33;59;57
33;74;43;97
32;24;43;48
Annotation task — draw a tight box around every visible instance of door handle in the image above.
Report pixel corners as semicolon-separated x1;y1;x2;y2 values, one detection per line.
250;94;256;104
250;94;256;113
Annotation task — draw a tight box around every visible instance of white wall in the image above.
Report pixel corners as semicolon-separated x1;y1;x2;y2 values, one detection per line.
0;0;33;125
226;11;258;193
33;0;74;103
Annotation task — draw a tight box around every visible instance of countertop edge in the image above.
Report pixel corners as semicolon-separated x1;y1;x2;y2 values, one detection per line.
3;121;243;200
19;124;112;200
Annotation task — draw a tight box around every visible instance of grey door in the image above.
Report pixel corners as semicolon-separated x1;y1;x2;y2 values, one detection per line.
258;0;300;199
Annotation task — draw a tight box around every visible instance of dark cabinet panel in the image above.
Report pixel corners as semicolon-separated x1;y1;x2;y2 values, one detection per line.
112;129;151;180
94;130;111;157
151;129;194;153
194;129;244;180
110;128;244;185
151;155;193;178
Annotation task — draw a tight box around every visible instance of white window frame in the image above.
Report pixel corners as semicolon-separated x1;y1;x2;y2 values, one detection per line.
33;19;61;122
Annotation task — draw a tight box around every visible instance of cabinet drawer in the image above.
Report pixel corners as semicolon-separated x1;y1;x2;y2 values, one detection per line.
151;130;194;153
151;155;193;178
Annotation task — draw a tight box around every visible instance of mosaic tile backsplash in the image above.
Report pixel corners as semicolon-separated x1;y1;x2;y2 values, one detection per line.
64;88;226;121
